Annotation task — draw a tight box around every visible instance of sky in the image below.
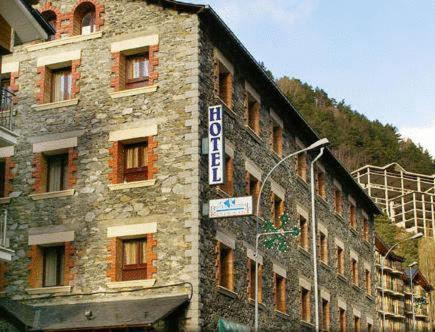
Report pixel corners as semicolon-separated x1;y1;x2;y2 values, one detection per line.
189;0;435;156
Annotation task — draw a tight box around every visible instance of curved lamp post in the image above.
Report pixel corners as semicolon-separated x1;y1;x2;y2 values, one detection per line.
254;138;330;332
380;233;423;332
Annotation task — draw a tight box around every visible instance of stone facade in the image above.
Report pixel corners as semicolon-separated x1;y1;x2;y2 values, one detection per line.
0;0;381;331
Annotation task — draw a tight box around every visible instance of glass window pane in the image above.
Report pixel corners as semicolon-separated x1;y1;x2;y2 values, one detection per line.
124;241;138;265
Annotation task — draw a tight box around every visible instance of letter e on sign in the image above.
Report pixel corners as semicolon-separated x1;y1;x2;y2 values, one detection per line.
208;105;224;185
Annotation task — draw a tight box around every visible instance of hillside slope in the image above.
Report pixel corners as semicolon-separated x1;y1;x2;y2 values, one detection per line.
277;77;435;175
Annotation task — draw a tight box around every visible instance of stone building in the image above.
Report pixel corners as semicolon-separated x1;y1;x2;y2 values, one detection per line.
0;0;381;330
403;269;433;331
375;236;407;331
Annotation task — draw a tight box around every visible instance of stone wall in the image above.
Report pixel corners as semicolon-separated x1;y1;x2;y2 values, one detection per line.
197;20;378;331
5;0;201;329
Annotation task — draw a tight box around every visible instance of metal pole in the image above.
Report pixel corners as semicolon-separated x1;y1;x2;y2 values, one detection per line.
254;148;312;332
410;267;416;332
255;233;260;332
3;209;7;247
310;147;324;332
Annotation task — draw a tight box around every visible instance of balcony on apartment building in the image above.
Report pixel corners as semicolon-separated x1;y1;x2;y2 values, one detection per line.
0;210;12;262
0;87;17;147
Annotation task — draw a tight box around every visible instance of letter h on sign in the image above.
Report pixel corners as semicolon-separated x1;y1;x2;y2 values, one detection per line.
208;105;224;185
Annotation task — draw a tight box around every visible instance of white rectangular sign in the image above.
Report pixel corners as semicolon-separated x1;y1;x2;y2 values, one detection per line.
209;196;253;219
208;105;224;185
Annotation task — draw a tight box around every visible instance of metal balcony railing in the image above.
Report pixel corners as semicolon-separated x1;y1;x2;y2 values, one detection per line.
0;88;15;131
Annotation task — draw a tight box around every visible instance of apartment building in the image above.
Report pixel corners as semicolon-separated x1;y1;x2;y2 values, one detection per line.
353;163;435;239
0;0;53;274
0;0;380;330
375;236;406;331
404;269;433;331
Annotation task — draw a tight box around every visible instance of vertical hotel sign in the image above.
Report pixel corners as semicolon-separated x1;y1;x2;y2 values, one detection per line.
208;105;224;185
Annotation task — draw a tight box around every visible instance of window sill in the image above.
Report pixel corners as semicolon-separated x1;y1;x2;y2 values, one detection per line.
245;126;263;144
25;31;103;51
106;279;156;289
316;195;329;208
26;286;72;295
31;98;79;111
337;273;347;283
108;179;156;191
217;286;237;299
300;320;314;328
215;187;232;198
109;85;158;99
352;284;362;292
366;294;375;302
29;189;75;201
334;213;344;222
350;227;358;236
320;261;331;270
271;150;283;162
0;197;10;204
248;298;266;310
296;175;309;188
298;246;311;258
275;310;290;320
217;97;236;118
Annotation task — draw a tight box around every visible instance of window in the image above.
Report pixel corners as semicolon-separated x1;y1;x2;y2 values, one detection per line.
220;155;234;195
320;232;328;264
218;243;234;291
337;246;344;275
297;152;308;182
42;246;64;287
334;185;343;215
41;10;57;40
339;308;347;332
301;288;311;322
351;258;358;285
354;316;360;332
271;194;284;228
299;215;309;251
316;168;326;199
121;238;147;281
47;154;68;192
73;2;96;35
124;142;148;182
321;298;330;331
248;259;262;303
246;91;260;135
363;217;369;241
365;269;372;295
349;202;357;229
275;274;286;313
217;61;233;108
272;123;283;157
50;67;72;103
0;161;5;198
125;53;150;89
246;172;260;213
368;323;373;332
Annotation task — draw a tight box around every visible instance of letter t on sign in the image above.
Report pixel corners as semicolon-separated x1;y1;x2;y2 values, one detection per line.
208;105;224;185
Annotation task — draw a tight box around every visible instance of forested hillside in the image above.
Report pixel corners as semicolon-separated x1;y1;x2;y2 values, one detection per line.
277;77;435;175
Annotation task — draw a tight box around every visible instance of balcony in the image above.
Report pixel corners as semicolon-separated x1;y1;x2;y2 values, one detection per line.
0;209;12;262
0;88;18;147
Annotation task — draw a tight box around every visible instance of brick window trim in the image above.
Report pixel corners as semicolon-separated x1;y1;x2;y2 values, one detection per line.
31;148;78;194
38;0;104;39
27;242;75;288
108;136;158;184
110;45;159;92
36;60;81;105
106;233;157;282
2;157;16;198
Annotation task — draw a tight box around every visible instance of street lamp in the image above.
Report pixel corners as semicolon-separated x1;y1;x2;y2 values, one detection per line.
310;146;326;332
254;138;330;332
380;233;423;332
408;261;418;332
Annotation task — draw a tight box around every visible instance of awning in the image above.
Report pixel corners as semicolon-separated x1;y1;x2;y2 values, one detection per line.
0;295;189;331
218;319;251;332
